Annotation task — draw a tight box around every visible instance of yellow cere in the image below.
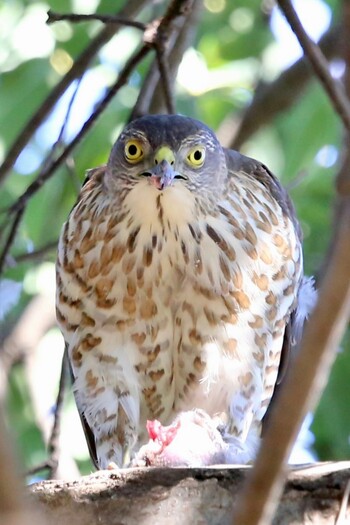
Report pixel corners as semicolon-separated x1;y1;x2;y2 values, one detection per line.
154;146;175;166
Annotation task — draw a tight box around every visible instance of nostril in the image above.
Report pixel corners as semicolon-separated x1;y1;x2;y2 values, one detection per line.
170;161;174;166
155;159;158;165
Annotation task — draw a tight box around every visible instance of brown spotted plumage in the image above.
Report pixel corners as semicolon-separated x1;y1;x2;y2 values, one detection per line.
56;114;313;468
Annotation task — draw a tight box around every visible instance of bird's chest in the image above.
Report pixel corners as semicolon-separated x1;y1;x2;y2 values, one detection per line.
100;184;208;296
74;179;298;319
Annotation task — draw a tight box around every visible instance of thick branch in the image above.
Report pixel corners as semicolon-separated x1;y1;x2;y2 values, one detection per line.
232;197;350;525
28;464;350;525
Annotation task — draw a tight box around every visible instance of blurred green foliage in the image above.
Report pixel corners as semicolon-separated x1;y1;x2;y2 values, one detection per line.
1;0;349;476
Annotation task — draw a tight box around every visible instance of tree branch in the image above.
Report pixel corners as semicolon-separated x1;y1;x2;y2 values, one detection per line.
232;154;350;524
131;0;198;119
220;26;341;150
0;208;24;275
277;0;350;132
11;240;57;265
28;464;350;524
46;351;69;480
47;10;146;31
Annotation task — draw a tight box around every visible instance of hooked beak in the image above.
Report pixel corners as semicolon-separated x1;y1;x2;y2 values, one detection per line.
149;158;176;190
141;146;186;190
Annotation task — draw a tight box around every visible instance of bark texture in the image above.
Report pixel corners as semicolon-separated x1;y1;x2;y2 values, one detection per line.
28;463;350;525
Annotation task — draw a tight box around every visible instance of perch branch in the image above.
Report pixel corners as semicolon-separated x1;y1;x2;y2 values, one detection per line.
28;465;350;524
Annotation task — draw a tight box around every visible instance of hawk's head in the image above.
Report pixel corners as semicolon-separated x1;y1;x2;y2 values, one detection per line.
106;114;227;195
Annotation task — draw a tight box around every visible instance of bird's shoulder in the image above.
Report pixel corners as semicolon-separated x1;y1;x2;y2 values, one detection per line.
224;148;302;241
67;165;108;220
80;164;107;192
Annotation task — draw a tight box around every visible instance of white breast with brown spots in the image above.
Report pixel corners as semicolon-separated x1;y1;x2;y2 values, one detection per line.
57;173;302;468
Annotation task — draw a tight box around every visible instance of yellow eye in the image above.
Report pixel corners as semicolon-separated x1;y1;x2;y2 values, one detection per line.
187;147;205;167
124;140;144;163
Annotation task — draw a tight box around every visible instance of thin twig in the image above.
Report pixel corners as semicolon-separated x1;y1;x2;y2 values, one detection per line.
46;350;69;479
26;460;56;477
0;209;24;275
49;74;83;156
47;10;146;30
285;169;309;191
0;0;150;185
277;0;350;132
0;78;81;275
11;240;57;264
